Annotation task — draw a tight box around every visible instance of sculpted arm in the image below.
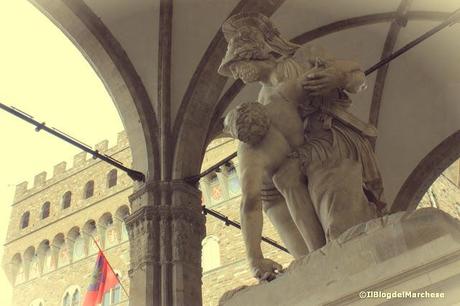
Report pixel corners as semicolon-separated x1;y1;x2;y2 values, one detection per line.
239;148;283;281
239;162;264;263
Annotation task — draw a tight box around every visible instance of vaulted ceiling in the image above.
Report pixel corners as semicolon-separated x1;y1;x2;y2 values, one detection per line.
31;0;460;209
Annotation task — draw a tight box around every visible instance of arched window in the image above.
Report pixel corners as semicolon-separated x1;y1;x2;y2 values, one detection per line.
20;211;30;229
53;234;69;268
12;254;24;285
115;205;130;242
62;292;70;306
62;191;72;209
202;236;221;272
71;288;80;306
83;220;100;255
62;286;80;306
107;169;117;188
83;180;94;199
41;202;50;219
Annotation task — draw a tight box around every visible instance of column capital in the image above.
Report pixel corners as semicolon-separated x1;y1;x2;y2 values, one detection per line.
129;179;201;209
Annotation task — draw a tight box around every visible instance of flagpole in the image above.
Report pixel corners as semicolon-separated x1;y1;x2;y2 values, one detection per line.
88;234;130;298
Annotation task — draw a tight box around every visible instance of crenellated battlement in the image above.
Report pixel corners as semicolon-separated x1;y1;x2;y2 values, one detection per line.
13;131;129;203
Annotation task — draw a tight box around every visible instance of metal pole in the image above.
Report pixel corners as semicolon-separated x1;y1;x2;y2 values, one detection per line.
203;206;289;253
0;102;145;182
365;8;460;75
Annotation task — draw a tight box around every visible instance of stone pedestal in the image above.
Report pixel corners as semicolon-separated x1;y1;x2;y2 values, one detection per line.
220;208;460;306
125;181;205;306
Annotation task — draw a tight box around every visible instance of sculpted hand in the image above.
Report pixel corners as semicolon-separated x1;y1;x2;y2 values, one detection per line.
250;258;284;282
301;66;346;96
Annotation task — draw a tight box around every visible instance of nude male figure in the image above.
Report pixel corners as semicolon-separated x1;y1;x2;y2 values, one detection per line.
224;96;325;281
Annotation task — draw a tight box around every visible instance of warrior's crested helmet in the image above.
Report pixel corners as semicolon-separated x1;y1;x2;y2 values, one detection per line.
218;12;300;77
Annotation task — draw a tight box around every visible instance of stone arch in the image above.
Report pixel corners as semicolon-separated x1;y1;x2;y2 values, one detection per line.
29;0;160;178
83;219;99;254
115;205;130;242
10;253;24;285
98;212;113;227
392;131;460;212
67;226;80;241
36;240;50;257
115;205;130;220
23;246;36;281
67;226;81;263
23;246;35;261
98;212;116;248
37;239;52;274
52;233;69;268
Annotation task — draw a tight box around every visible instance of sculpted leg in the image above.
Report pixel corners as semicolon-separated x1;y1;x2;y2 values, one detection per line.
272;158;326;251
262;193;308;259
307;159;377;241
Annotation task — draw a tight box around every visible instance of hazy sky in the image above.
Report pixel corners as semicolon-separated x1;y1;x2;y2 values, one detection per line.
0;2;123;304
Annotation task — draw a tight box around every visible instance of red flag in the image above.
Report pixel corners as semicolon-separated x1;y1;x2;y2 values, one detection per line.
83;251;119;306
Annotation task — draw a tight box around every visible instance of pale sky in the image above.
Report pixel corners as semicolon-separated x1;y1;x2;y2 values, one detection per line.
0;2;123;305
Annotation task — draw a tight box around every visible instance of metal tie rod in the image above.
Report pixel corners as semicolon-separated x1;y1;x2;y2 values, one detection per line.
365;7;460;75
0;102;145;182
203;206;289;253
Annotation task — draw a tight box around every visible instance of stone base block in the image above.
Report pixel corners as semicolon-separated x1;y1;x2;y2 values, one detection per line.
219;208;460;306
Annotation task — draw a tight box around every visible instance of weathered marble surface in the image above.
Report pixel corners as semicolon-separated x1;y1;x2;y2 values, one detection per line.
219;12;384;281
219;208;460;306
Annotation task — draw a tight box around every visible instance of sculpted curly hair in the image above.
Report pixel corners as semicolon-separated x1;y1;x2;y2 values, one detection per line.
224;102;270;146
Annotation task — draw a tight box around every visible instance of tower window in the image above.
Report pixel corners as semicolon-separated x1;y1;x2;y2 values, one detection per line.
107;169;117;188
62;191;72;209
20;211;30;229
84;180;95;199
41;202;50;219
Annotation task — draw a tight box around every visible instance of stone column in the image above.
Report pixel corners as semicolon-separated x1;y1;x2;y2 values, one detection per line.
126;180;206;306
